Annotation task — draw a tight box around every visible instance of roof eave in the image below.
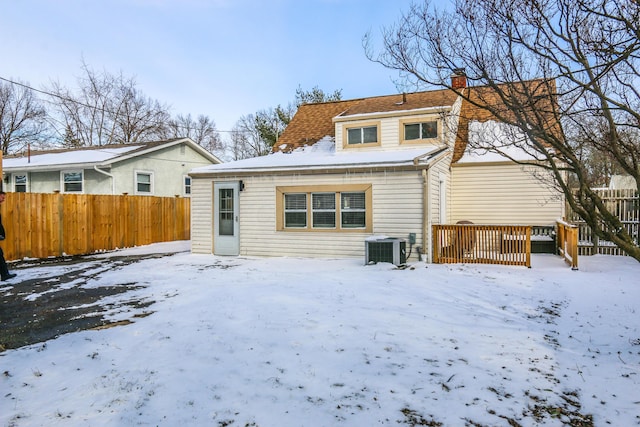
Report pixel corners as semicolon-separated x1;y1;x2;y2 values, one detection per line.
333;105;454;123
3;161;108;173
190;147;450;178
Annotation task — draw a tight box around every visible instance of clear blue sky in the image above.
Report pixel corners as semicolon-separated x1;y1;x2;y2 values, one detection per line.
1;0;419;135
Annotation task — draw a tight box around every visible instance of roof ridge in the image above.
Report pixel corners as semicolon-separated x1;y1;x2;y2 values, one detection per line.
3;138;190;159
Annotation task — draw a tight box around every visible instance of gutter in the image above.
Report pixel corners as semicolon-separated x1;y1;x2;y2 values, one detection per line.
93;165;115;194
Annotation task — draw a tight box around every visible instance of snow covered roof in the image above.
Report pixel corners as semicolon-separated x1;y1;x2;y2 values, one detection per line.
457;120;547;164
609;175;636;190
3;138;220;172
190;137;448;176
451;79;560;164
3;145;141;171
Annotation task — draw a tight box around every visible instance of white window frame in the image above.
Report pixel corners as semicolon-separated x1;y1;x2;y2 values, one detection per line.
284;193;307;228
61;170;84;193
183;175;192;197
276;184;372;233
135;170;154;195
340;192;366;229
311;192;336;229
12;173;28;193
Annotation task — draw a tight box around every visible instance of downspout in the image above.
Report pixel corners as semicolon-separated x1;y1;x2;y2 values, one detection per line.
93;165;115;194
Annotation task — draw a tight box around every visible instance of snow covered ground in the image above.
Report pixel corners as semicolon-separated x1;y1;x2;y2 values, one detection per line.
1;241;639;426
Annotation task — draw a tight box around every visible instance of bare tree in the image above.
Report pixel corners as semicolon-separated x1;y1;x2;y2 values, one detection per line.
165;113;223;155
367;0;640;261
228;114;271;160
0;79;48;154
111;82;170;143
49;61;171;146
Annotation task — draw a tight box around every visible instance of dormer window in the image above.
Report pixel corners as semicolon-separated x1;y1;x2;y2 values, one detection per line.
404;121;438;141
342;121;381;148
348;126;377;144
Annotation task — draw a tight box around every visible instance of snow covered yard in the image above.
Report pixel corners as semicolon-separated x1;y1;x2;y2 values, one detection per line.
1;241;639;426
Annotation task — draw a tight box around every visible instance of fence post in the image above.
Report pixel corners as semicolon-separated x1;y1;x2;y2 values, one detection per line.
525;226;531;268
55;191;64;257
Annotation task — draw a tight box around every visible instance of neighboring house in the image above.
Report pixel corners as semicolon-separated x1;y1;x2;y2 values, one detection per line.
609;174;636;190
189;77;564;263
2;138;221;197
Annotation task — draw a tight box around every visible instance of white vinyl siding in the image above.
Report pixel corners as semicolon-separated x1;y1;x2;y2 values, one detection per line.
450;163;564;225
335;111;456;153
190;178;214;254
191;171;426;261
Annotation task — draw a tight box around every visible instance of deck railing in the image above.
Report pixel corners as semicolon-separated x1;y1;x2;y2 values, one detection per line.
556;220;579;270
566;188;639;256
433;224;531;267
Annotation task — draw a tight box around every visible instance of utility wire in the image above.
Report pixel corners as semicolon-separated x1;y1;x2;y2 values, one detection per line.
0;75;245;134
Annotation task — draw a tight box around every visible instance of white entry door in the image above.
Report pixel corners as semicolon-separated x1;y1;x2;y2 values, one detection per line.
214;181;240;255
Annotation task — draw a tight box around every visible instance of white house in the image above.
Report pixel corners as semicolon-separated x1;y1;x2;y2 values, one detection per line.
189;80;564;263
2;138;221;197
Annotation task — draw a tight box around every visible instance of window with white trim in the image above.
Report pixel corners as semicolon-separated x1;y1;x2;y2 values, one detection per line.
62;170;83;193
312;193;336;228
13;174;28;192
184;176;192;196
135;171;153;194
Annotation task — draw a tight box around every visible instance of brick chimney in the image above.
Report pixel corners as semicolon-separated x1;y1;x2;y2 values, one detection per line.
451;68;467;89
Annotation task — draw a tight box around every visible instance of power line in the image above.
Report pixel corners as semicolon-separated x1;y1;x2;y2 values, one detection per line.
0;75;245;134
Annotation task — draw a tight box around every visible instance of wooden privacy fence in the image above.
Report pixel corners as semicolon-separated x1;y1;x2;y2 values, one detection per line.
1;193;190;262
556;220;579;270
433;224;532;267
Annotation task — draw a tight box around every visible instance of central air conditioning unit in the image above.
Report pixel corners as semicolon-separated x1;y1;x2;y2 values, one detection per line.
365;238;407;266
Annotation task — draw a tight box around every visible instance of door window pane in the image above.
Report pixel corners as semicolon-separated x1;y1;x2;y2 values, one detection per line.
219;188;234;236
